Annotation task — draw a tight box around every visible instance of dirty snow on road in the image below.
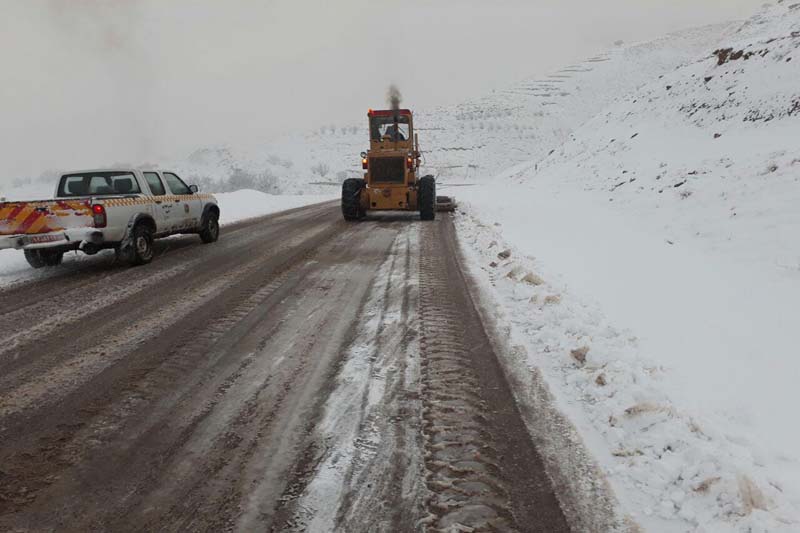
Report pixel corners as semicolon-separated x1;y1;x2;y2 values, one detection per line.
276;218;571;533
287;225;424;532
0;205;572;532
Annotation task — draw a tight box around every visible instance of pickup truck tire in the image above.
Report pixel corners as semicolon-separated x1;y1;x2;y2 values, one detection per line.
24;249;64;269
130;223;155;266
199;211;220;244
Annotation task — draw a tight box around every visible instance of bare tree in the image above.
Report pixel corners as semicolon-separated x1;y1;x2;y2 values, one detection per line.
311;162;330;178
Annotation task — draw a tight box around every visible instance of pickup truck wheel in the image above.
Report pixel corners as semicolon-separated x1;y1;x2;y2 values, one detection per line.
130;224;155;266
24;249;46;269
42;250;64;266
24;249;63;269
199;212;220;244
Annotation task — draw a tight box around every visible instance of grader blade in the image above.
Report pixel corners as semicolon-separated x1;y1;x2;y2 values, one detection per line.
436;196;456;212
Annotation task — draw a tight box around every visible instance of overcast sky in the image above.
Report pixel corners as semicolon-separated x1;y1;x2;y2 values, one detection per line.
0;0;766;181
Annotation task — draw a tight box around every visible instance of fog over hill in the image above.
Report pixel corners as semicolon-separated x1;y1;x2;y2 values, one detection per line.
0;0;765;184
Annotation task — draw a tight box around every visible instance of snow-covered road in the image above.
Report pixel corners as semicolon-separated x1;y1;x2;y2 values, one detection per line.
0;205;571;532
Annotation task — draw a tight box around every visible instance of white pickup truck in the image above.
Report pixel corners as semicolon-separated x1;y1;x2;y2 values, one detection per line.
0;169;220;268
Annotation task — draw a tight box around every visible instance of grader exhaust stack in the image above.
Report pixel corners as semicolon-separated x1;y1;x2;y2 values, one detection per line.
341;97;437;221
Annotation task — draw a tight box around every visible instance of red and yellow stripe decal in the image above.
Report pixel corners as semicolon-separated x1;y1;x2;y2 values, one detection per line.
0;200;92;236
0;194;215;236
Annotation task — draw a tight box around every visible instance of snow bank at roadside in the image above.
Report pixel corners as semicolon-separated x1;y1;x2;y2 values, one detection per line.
215;189;334;225
0;182;53;202
454;2;800;531
456;189;799;532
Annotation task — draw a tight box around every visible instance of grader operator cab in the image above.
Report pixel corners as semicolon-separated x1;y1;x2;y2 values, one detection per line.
341;108;436;221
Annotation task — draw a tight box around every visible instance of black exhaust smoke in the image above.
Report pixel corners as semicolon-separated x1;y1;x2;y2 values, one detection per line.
387;85;402;114
387;85;402;130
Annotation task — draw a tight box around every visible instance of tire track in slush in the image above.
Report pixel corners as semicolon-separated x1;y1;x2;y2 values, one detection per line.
268;216;570;533
0;204;334;364
333;225;425;532
417;217;571;533
159;236;375;532
0;222;336;418
418;243;516;531
0;207;571;532
46;223;368;533
0;214;344;522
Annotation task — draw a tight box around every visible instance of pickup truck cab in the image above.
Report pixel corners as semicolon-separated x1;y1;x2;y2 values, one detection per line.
0;169;220;268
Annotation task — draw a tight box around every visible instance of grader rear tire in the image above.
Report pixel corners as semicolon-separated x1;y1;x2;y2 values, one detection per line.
341;178;365;221
419;175;436;221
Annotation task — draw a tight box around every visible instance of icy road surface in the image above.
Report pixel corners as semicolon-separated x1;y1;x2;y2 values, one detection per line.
0;202;569;532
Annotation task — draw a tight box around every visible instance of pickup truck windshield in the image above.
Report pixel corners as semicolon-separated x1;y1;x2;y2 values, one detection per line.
58;171;141;197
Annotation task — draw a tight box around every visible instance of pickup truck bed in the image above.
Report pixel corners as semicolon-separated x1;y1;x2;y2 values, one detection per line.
0;199;94;246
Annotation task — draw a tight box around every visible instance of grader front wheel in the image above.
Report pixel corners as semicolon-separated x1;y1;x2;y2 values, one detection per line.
341;178;365;221
419;175;436;221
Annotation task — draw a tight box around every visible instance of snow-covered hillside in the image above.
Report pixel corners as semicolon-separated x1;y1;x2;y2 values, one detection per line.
165;20;738;196
456;2;800;532
0;17;737;198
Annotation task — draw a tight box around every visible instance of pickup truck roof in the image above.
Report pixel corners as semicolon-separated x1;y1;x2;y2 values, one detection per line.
55;169;180;199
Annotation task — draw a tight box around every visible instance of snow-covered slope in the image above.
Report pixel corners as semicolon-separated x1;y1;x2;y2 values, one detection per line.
166;21;736;195
456;2;800;531
0;18;735;199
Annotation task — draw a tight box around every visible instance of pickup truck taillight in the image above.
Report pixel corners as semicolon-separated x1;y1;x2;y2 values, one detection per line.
91;204;107;228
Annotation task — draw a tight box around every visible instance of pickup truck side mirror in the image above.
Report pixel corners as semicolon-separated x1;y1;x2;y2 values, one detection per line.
189;184;199;193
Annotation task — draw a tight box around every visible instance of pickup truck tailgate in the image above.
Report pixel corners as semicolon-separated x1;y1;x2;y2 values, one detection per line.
0;200;94;236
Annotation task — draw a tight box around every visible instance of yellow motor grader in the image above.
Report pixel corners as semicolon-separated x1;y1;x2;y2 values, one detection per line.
341;108;436;221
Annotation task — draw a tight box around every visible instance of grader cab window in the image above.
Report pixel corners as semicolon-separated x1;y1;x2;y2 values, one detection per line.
370;115;410;142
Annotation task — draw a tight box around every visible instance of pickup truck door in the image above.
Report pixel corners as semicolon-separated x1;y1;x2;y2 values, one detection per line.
162;172;202;231
142;172;178;234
